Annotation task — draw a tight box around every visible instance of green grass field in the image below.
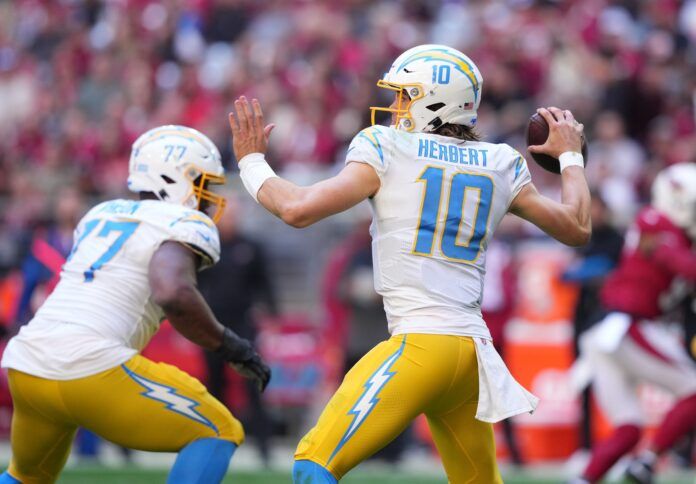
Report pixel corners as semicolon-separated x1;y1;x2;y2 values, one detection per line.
57;469;443;483
54;466;696;483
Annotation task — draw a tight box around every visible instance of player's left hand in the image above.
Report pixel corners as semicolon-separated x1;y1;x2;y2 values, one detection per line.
230;354;271;393
215;327;272;392
229;96;275;161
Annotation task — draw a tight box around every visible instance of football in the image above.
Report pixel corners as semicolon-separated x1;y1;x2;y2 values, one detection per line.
526;112;588;174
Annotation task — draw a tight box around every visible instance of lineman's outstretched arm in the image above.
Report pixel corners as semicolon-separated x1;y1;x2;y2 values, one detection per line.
229;97;379;228
149;241;271;391
509;107;591;247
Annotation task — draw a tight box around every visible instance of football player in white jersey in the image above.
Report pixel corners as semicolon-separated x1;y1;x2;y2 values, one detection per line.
0;125;270;484
230;44;590;482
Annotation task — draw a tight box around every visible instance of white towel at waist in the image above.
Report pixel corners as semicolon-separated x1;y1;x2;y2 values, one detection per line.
474;337;539;423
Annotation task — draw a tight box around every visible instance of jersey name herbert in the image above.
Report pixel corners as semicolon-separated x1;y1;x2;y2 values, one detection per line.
1;199;220;380
417;138;489;167
346;125;531;339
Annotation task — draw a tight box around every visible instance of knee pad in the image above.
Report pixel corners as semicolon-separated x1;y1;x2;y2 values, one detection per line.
293;460;337;483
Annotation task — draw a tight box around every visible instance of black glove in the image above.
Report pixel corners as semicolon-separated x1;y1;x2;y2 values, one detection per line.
215;327;271;392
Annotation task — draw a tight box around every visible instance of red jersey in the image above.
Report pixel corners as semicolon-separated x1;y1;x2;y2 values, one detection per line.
601;207;696;319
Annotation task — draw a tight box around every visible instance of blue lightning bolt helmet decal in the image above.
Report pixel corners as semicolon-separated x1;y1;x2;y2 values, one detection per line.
327;336;407;464
396;47;480;100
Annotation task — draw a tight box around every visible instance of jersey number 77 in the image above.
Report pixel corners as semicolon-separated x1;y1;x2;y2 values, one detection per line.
67;219;140;282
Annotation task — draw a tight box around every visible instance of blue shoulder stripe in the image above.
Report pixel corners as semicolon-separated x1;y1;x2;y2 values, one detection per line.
358;128;385;166
513;156;525;181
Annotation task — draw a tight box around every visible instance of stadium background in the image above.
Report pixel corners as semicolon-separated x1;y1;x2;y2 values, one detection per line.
0;0;694;482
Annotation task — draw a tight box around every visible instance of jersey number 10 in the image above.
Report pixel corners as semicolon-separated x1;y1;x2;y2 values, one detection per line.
413;167;493;263
68;219;140;282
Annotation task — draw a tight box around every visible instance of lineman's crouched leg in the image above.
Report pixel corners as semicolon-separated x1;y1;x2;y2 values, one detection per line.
3;370;79;484
61;355;245;451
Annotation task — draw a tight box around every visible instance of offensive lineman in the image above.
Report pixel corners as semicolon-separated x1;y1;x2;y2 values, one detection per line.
230;44;591;482
572;163;696;484
0;126;270;483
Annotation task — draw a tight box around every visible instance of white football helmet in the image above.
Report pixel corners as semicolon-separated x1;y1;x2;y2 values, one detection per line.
371;44;483;132
128;125;226;223
652;162;696;239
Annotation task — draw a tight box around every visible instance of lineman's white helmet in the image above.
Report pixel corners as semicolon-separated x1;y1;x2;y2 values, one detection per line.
371;44;483;132
128;125;226;222
652;162;696;239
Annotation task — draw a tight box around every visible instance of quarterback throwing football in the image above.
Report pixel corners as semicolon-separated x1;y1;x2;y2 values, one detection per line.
0;126;270;484
231;44;591;482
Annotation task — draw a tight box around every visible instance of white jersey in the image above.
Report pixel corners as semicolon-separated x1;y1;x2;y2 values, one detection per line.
347;125;531;339
1;199;220;380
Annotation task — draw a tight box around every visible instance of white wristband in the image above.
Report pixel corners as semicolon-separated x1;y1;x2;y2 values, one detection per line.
238;153;278;203
559;151;584;172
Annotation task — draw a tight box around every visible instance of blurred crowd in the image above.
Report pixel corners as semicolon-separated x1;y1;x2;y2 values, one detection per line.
0;0;694;232
0;0;695;468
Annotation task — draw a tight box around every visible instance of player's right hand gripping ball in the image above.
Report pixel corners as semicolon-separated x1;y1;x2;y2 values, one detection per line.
526;112;588;174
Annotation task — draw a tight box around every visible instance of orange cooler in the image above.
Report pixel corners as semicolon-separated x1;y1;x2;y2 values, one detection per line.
503;243;580;462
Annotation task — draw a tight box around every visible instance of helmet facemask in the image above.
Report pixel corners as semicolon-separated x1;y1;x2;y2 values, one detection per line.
187;168;227;224
370;80;425;132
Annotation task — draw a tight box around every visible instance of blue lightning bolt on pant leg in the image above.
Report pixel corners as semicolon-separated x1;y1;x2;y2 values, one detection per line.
293;460;338;484
0;472;20;483
167;438;237;484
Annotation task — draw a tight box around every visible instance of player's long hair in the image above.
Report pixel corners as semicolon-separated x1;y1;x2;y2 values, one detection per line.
435;123;481;142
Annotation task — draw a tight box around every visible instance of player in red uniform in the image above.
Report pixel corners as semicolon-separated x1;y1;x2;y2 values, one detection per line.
570;163;696;484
